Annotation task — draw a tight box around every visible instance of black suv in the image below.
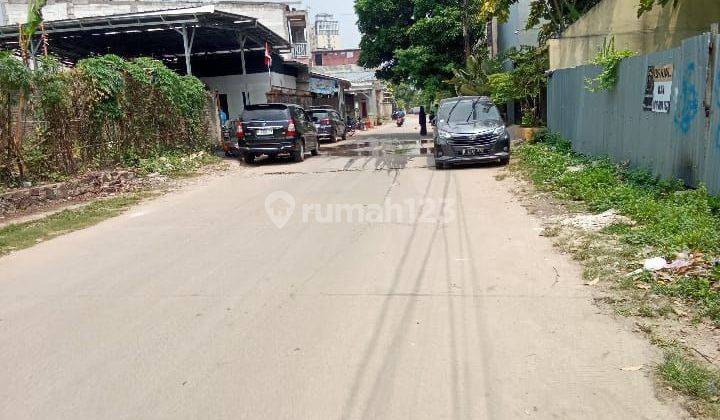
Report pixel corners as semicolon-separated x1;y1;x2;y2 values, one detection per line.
433;96;510;169
235;104;320;164
308;107;347;142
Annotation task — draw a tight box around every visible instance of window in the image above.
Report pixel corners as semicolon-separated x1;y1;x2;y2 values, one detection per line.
438;99;501;124
242;108;289;121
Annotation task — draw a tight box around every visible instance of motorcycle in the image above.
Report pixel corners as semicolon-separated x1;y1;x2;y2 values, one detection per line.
396;115;405;127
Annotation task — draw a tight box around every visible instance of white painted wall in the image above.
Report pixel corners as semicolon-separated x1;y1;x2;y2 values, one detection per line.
5;1;292;42
201;72;296;118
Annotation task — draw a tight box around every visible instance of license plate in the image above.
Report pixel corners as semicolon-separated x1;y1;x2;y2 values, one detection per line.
460;147;486;156
256;128;273;136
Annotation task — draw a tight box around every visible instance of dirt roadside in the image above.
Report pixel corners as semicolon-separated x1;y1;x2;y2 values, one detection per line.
496;157;720;417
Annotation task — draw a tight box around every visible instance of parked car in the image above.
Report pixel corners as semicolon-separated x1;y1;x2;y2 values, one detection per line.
432;96;510;169
307;107;347;142
236;104;319;164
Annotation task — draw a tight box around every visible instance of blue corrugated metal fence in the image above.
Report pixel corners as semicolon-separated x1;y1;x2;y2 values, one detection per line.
548;33;720;193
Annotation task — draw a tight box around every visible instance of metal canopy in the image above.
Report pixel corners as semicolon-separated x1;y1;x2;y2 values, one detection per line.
0;6;290;75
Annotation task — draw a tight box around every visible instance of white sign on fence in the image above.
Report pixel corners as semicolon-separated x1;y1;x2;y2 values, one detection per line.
644;65;673;113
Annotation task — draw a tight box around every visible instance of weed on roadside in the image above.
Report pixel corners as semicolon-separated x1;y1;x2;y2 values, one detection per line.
515;131;720;324
0;193;147;256
135;150;220;178
659;349;720;416
518;130;720;256
511;130;720;417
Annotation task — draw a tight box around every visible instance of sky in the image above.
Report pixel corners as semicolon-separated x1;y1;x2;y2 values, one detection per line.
301;0;361;49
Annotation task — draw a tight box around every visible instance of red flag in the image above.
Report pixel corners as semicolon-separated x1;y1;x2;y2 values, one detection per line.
264;42;272;68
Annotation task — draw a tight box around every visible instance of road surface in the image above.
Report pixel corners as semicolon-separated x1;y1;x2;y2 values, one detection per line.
0;116;682;419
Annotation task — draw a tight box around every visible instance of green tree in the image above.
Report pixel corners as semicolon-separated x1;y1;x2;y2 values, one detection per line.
356;0;484;100
447;49;503;96
390;82;422;109
637;0;680;17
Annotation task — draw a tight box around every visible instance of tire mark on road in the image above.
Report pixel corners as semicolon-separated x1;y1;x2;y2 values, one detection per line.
340;170;437;419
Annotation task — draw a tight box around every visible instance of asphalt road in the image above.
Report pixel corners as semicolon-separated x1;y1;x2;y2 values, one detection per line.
0;117;683;419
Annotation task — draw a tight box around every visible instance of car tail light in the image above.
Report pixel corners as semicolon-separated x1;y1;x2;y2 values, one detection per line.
320;118;331;125
287;119;298;137
236;121;244;139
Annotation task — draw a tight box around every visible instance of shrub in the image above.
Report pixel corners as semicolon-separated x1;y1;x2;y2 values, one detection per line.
0;53;212;186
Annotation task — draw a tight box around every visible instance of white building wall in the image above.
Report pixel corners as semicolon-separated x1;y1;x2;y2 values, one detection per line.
4;1;292;42
201;72;296;118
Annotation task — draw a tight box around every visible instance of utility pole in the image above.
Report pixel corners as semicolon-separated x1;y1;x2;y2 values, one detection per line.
462;0;470;60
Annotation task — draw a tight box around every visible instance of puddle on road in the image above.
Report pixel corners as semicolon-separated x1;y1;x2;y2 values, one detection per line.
324;139;434;157
321;137;435;170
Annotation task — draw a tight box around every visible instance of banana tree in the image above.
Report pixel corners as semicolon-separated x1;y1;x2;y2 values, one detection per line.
12;0;47;179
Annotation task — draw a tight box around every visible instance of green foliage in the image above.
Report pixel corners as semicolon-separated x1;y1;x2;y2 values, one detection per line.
507;47;548;100
0;52;212;186
638;0;681;17
448;46;550;126
654;269;720;322
585;38;635;92
356;0;483;98
0;193;145;256
448;50;503;96
519;131;720;325
451;46;548;126
0;52;31;94
518;132;720;255
487;73;515;104
659;350;720;401
390;82;423;109
136;151;219;178
21;0;48;48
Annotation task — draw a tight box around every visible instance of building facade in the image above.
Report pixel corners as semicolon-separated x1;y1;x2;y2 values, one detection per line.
486;0;540;59
312;49;360;67
314;13;340;51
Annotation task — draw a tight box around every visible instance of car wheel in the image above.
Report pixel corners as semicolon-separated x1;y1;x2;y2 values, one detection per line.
292;141;305;162
499;157;510;166
435;160;446;170
341;129;347;140
311;140;319;156
243;153;255;164
331;129;338;143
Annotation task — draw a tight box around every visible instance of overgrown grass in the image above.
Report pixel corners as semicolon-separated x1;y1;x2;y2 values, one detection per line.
519;130;720;255
129;150;220;178
0;193;146;256
515;132;720;416
515;131;720;323
659;350;720;415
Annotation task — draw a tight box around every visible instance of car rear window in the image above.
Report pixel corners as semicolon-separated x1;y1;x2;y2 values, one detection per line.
309;111;331;119
242;108;289;121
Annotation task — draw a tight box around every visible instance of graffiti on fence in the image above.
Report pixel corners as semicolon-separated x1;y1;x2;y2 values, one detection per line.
674;62;699;134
